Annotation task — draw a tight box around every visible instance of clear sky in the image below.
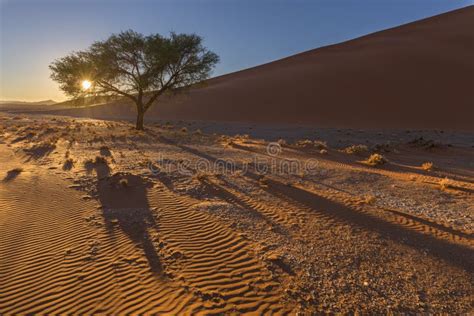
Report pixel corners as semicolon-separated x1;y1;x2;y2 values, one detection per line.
0;0;472;102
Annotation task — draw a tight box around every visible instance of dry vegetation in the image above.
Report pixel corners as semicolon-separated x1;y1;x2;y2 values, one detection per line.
0;113;473;314
364;153;387;166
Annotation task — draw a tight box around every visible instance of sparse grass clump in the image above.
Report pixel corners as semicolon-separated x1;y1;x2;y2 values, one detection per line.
295;139;313;148
344;144;368;155
258;175;269;187
295;139;327;150
439;177;452;190
194;172;210;182
364;194;377;204
277;138;287;146
314;140;328;150
421;162;434;171
364;153;387;166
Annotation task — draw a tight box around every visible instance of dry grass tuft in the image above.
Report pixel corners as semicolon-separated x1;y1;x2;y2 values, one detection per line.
344;144;368;155
421;162;434;171
439;177;452;190
364;194;377;204
364;153;387;166
295;139;313;148
194;172;211;182
295;139;327;150
314;140;328;150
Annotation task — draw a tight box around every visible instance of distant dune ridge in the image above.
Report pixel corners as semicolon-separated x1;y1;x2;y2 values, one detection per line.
52;6;474;130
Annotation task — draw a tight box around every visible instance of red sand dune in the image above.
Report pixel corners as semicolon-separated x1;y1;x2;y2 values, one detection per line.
57;6;474;130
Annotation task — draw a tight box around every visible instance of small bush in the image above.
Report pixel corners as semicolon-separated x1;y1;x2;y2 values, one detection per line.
364;194;377;204
181;127;188;133
344;144;368;155
194;172;210;182
277;138;287;146
295;139;313;148
439;178;452;190
364;153;387;166
194;129;202;135
421;162;434;171
314;140;328;150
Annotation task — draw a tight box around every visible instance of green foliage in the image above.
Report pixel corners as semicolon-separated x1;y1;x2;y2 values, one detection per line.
50;30;219;129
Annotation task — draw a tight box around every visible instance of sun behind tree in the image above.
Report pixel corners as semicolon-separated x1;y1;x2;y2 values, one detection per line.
50;30;219;130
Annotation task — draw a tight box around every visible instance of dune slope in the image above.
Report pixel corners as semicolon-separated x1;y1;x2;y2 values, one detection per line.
52;6;474;130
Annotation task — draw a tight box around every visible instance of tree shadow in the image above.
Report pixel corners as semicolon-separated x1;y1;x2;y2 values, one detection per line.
199;178;288;235
86;159;162;274
173;144;474;274
259;177;474;274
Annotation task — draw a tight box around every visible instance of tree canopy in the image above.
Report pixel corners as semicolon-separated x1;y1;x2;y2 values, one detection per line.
50;30;219;129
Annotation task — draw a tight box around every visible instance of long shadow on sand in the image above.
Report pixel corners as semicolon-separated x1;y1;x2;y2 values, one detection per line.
85;159;162;274
170;141;474;274
2;168;23;182
23;142;56;161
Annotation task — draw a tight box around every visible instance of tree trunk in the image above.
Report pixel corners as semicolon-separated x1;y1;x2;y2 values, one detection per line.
135;95;145;130
136;110;145;130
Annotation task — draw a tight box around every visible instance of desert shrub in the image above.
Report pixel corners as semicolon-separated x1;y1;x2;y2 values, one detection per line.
181;127;188;133
194;129;203;135
295;139;313;147
421;162;434;171
314;140;328;150
344;144;368;154
364;194;377;204
364;153;387;166
295;139;328;150
194;172;210;182
277;138;287;146
439;177;452;190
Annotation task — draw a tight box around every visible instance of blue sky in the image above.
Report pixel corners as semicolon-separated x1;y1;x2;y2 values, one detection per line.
1;0;472;101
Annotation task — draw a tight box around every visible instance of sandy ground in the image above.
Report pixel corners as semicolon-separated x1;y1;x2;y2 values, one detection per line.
0;113;472;314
